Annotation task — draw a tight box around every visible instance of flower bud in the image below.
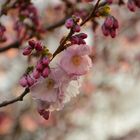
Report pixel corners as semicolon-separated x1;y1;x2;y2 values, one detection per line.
28;39;36;48
102;16;119;38
42;67;50;78
113;18;119;29
127;0;136;12
42;110;50;120
35;42;43;52
110;29;116;38
73;25;81;32
19;76;28;87
27;75;34;86
23;47;32;55
70;36;79;44
65;18;74;29
33;69;40;79
102;25;109;36
38;109;45;116
104;16;114;29
78;33;88;39
36;60;43;71
42;57;50;65
79;39;86;44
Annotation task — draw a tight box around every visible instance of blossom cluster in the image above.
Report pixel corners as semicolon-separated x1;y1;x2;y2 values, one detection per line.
15;0;39;26
20;39;92;120
102;15;119;38
65;16;81;32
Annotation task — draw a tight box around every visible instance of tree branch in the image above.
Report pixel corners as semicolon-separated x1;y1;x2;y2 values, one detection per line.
52;0;101;59
46;16;70;31
0;88;30;107
0;16;70;53
80;0;101;26
0;41;20;52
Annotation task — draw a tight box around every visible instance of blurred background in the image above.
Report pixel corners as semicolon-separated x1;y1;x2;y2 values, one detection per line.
0;0;140;140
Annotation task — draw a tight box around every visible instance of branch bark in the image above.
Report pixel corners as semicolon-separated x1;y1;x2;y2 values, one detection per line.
0;88;30;107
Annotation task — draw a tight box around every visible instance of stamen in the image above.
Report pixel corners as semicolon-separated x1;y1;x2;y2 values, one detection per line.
72;55;82;66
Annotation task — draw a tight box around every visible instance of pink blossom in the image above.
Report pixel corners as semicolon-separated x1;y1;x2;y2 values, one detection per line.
30;67;69;103
60;44;92;75
31;66;82;111
19;76;28;87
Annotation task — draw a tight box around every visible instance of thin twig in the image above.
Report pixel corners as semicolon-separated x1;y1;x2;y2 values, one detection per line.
0;16;70;52
46;16;70;31
52;0;101;59
80;0;101;26
52;29;74;59
0;88;30;107
0;41;20;52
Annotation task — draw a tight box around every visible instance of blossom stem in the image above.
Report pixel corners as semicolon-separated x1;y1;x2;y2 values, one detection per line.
80;0;101;26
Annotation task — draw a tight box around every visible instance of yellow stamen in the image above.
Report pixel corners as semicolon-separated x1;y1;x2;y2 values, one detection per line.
46;78;55;90
72;55;82;66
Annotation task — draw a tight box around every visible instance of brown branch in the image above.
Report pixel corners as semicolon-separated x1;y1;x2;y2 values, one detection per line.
80;0;101;26
52;29;74;59
0;41;20;52
0;88;30;107
52;0;101;59
45;16;70;31
0;0;106;53
0;16;70;53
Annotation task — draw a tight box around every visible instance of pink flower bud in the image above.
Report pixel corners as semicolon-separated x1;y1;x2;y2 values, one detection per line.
42;110;50;120
70;36;79;44
113;18;119;29
104;16;114;29
27;75;34;86
28;39;36;48
78;33;88;39
65;18;74;29
73;25;81;32
38;109;45;115
42;67;50;78
127;0;136;12
42;57;50;65
33;69;40;79
102;25;109;36
19;76;28;87
36;61;43;71
35;42;43;52
37;108;50;120
79;39;86;44
110;29;116;38
23;47;32;55
106;0;113;4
